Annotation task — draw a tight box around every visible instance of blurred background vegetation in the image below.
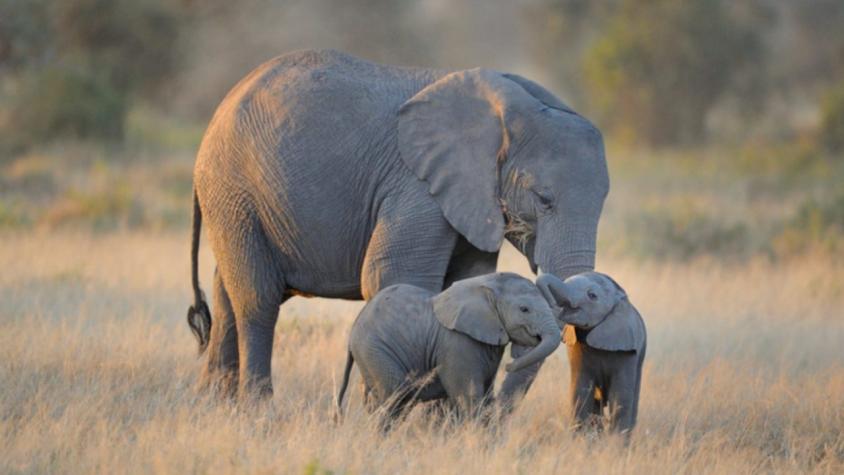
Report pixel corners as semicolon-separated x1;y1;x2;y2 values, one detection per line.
0;0;842;263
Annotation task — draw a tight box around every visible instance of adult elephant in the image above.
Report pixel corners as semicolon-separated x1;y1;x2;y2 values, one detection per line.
187;49;608;400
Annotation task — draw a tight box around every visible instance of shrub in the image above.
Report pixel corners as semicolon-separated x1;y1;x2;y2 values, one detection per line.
772;190;844;257
819;81;844;154
10;66;127;147
40;184;145;230
0;0;183;150
625;203;750;260
583;0;765;146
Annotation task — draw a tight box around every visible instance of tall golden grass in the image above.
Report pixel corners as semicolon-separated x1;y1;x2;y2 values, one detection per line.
1;232;842;473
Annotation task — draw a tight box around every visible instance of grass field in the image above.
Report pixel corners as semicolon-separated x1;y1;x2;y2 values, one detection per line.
1;228;842;473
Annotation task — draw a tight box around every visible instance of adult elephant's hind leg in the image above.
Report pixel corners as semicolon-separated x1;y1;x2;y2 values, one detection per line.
216;223;286;401
201;268;239;397
235;295;286;401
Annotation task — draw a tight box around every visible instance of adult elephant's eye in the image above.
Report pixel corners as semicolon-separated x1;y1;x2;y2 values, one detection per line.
531;188;554;211
587;290;598;301
519;305;530;313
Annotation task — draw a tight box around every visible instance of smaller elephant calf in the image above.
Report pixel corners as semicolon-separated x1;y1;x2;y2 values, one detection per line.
337;273;561;425
537;271;647;434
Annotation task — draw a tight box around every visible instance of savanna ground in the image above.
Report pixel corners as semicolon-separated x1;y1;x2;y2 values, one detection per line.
1;140;843;473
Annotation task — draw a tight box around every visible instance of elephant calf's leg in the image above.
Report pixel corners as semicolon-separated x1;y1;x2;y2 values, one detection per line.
442;374;490;422
607;367;638;434
201;269;239;397
572;381;601;430
366;359;417;430
498;344;543;412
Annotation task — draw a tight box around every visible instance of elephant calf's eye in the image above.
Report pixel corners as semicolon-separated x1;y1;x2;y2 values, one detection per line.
587;290;598;301
519;305;530;313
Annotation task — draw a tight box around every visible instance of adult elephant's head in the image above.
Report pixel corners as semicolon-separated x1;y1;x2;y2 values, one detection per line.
398;69;608;280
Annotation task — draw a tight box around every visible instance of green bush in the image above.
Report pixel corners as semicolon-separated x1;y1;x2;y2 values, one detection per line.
0;199;30;228
583;0;764;146
625;203;750;260
773;190;844;257
0;0;183;150
52;0;182;96
41;183;145;230
11;66;127;147
819;81;844;153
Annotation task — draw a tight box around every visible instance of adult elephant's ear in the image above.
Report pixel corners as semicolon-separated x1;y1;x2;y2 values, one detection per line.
432;277;509;346
586;300;645;352
502;73;576;114
398;69;526;252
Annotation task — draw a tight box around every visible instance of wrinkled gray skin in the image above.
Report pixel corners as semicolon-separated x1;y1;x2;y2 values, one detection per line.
337;273;561;425
536;272;646;434
186;49;608;400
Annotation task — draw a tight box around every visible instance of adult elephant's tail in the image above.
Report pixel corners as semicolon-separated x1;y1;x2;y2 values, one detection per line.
186;188;211;354
335;351;355;422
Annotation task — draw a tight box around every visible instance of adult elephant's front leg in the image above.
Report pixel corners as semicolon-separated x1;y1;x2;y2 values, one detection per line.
442;237;498;289
360;201;457;297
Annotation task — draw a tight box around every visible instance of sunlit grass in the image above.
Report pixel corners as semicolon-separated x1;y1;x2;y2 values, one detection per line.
1;232;841;473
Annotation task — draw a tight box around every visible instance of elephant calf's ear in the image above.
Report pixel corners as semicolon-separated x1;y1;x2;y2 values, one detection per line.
585;300;645;352
433;281;509;346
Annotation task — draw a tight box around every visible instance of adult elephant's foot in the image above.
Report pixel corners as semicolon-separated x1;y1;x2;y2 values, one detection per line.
237;378;275;408
198;367;239;401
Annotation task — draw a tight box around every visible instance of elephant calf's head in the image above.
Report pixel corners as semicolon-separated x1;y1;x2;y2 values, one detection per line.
434;273;561;372
537;272;645;352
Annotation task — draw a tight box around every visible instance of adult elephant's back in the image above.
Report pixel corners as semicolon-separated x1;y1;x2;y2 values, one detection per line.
193;50;447;300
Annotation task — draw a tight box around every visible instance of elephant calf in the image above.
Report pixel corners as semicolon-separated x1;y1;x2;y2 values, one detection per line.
337;273;561;424
537;272;647;434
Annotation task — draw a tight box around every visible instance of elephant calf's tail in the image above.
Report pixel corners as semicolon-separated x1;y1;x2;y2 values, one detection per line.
335;351;355;422
186;189;211;355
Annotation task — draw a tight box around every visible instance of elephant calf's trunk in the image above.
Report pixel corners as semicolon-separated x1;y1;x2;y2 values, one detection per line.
506;326;561;373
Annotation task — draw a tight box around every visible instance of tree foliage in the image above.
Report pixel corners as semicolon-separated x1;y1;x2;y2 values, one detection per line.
820;81;844;153
0;0;183;149
582;0;764;146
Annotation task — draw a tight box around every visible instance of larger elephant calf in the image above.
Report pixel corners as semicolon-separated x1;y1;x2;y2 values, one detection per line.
336;273;561;425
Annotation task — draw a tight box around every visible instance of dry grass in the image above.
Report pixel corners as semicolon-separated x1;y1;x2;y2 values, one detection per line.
1;231;842;474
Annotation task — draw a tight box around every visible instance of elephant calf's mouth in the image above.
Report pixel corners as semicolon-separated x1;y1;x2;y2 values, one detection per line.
558;301;577;315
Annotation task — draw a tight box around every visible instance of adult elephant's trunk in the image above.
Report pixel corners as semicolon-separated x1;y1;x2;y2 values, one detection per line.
534;218;597;279
506;317;561;373
536;273;572;310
